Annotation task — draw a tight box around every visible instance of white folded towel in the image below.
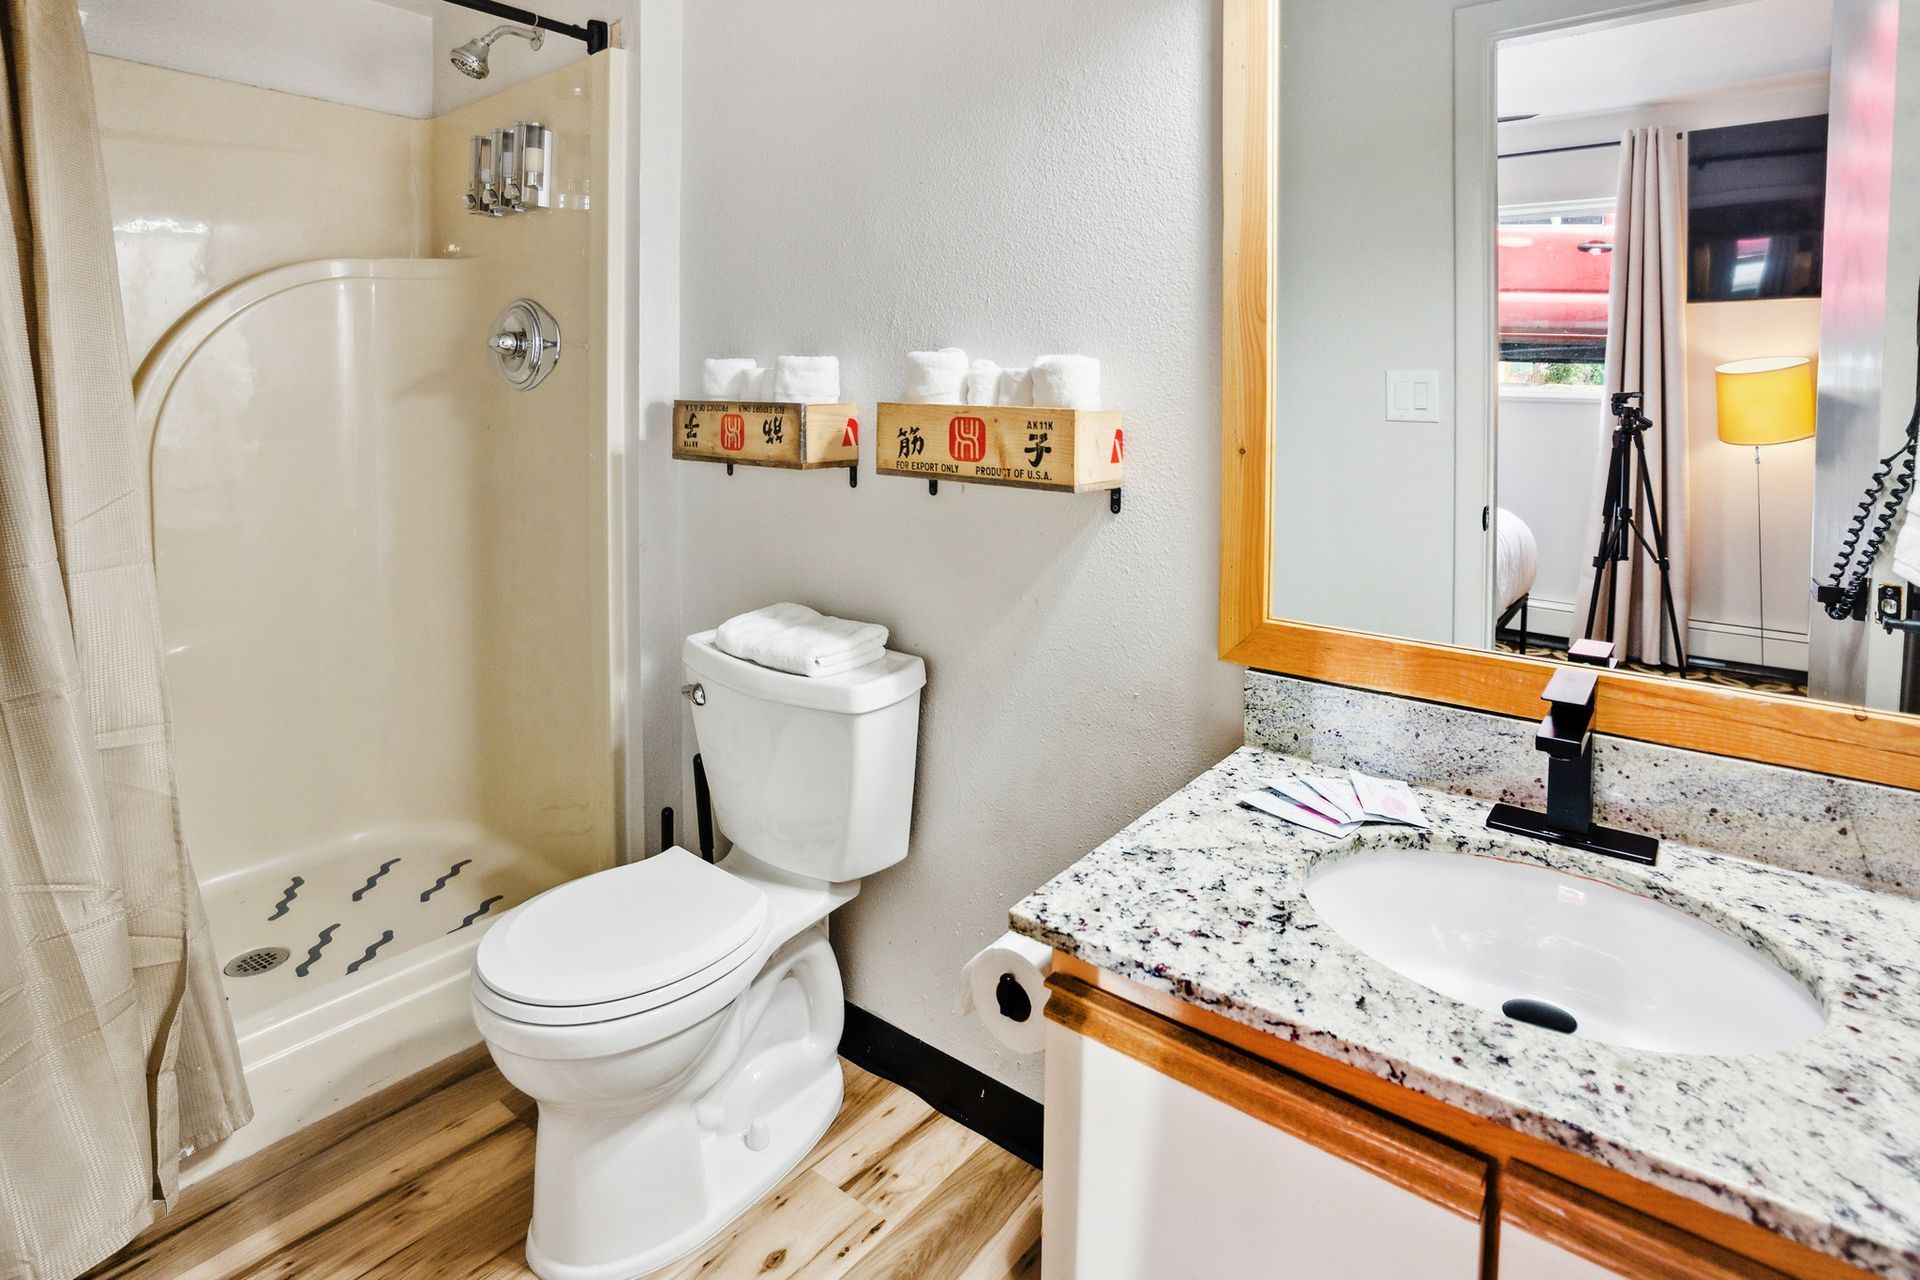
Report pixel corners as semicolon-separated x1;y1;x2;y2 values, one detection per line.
1031;355;1101;409
995;366;1033;407
963;359;1001;406
902;348;968;404
702;357;767;399
773;355;841;403
1895;508;1920;591
715;602;890;678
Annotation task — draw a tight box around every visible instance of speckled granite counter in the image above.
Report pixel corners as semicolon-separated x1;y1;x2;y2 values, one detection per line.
1011;746;1920;1277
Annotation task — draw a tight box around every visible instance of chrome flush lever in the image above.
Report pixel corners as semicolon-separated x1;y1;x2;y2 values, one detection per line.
680;683;706;706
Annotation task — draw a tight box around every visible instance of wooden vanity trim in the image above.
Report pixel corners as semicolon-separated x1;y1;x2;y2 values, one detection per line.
1504;1164;1795;1280
1051;955;1871;1280
1047;973;1489;1222
1217;0;1920;791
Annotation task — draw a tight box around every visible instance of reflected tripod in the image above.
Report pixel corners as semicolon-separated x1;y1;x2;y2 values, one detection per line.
1583;392;1687;672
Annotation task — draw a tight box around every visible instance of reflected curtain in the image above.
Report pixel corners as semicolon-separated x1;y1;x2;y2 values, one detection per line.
0;4;249;1277
1572;127;1691;665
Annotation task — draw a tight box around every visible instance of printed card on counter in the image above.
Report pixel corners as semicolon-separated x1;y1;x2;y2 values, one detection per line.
1236;789;1360;837
1350;771;1431;828
1267;777;1357;825
1302;775;1366;824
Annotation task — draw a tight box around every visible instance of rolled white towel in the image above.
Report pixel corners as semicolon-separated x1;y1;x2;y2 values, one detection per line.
1896;509;1920;591
772;355;841;403
702;357;766;399
715;602;890;678
963;359;1001;406
902;348;968;404
995;366;1033;407
1030;354;1101;409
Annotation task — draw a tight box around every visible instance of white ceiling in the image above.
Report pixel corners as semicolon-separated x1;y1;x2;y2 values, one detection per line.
1498;0;1832;120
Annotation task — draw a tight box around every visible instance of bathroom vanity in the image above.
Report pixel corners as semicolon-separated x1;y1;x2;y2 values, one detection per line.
1014;749;1920;1280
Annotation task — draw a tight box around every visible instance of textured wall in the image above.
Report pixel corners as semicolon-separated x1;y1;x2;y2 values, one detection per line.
675;0;1244;1099
81;0;433;116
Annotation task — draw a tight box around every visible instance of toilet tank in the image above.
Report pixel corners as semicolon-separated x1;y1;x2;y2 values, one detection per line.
682;631;926;882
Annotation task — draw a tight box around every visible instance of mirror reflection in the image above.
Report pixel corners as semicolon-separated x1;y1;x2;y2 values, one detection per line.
1272;0;1918;712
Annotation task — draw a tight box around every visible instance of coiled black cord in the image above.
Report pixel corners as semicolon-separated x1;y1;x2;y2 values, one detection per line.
1822;276;1920;621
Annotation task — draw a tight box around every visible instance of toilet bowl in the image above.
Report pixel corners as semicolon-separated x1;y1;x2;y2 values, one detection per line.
472;631;925;1279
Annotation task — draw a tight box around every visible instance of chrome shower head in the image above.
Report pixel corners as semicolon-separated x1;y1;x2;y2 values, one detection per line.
449;24;544;80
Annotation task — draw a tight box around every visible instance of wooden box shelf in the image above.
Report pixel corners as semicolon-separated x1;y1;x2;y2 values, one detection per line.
672;400;860;471
873;403;1123;494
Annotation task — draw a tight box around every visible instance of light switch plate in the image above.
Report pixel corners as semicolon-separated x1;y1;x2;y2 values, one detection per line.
1386;370;1441;423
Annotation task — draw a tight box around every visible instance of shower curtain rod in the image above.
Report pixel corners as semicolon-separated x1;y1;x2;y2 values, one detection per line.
441;0;610;54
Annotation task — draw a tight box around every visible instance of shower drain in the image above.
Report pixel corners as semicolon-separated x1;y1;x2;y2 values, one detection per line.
223;946;291;978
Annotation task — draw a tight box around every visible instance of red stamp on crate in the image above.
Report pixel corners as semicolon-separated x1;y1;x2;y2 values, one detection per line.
719;414;746;452
949;416;987;464
843;418;859;447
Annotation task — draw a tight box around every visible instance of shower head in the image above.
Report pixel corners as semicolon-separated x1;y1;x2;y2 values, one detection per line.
449;23;544;80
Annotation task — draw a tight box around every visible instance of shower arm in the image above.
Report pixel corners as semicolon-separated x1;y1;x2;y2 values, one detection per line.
442;0;610;53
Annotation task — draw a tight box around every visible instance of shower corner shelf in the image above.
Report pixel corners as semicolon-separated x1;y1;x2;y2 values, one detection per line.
873;403;1124;506
672;400;860;476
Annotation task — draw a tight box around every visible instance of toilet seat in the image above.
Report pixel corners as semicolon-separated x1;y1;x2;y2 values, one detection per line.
476;849;770;1028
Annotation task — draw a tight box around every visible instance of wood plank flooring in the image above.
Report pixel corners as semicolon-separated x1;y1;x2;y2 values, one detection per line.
90;1058;1041;1280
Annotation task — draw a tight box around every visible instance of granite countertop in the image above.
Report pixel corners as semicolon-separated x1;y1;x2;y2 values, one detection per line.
1011;746;1920;1277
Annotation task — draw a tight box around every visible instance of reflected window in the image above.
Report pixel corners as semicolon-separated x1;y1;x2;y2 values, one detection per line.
1497;203;1612;387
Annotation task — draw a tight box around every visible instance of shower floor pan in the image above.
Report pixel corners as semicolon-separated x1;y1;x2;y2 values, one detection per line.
187;823;574;1182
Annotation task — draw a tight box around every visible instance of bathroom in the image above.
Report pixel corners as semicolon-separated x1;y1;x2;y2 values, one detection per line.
2;0;1915;1276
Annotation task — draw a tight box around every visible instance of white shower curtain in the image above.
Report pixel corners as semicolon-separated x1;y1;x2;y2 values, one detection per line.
0;4;250;1276
1572;127;1691;666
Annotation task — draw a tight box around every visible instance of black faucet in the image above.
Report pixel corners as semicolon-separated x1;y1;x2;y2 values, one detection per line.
1485;644;1658;866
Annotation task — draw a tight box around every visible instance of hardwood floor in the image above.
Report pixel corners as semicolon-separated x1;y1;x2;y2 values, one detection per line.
89;1058;1040;1280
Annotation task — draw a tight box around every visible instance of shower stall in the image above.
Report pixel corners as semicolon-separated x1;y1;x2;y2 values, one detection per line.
93;15;628;1178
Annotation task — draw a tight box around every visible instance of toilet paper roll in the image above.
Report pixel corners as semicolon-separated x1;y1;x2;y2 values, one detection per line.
958;931;1053;1054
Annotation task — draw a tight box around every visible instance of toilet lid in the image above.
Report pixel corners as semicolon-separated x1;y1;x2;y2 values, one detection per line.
476;848;769;1008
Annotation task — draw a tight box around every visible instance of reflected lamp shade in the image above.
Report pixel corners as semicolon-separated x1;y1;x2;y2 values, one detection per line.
1714;356;1815;446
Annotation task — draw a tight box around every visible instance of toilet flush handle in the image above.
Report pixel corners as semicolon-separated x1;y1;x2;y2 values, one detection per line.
680;683;706;707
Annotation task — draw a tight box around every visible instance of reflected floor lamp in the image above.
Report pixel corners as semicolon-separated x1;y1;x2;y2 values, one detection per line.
1714;357;1816;671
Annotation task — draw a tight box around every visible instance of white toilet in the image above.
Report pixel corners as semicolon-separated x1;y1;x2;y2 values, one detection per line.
471;629;926;1280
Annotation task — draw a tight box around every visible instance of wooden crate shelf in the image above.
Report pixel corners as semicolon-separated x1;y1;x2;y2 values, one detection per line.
873;403;1123;494
672;400;860;471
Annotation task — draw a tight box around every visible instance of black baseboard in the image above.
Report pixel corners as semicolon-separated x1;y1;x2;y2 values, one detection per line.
838;1003;1043;1169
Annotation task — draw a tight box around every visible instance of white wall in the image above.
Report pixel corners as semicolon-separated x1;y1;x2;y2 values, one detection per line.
1495;391;1604;634
673;0;1243;1099
80;0;434;116
1270;0;1465;644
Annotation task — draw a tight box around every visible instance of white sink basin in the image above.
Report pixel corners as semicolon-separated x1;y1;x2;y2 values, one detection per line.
1304;847;1825;1056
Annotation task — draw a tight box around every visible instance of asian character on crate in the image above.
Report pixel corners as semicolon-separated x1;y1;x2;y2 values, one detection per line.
1025;431;1052;468
898;425;925;459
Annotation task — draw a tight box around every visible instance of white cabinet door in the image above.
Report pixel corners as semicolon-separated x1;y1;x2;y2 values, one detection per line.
1043;1023;1485;1280
1497;1164;1778;1280
1500;1223;1632;1279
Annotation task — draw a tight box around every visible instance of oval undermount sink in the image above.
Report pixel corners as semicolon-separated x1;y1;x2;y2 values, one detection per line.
1304;848;1825;1056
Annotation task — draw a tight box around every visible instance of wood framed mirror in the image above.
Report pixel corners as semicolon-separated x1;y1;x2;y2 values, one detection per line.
1220;0;1920;788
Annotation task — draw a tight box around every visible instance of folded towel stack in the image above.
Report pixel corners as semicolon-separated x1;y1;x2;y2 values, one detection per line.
702;357;769;399
906;349;1097;407
902;348;970;403
715;602;889;678
993;366;1033;406
1030;354;1102;409
771;355;841;403
963;359;1001;406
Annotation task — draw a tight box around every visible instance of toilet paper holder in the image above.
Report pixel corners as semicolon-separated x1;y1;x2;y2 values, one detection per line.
995;972;1033;1023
